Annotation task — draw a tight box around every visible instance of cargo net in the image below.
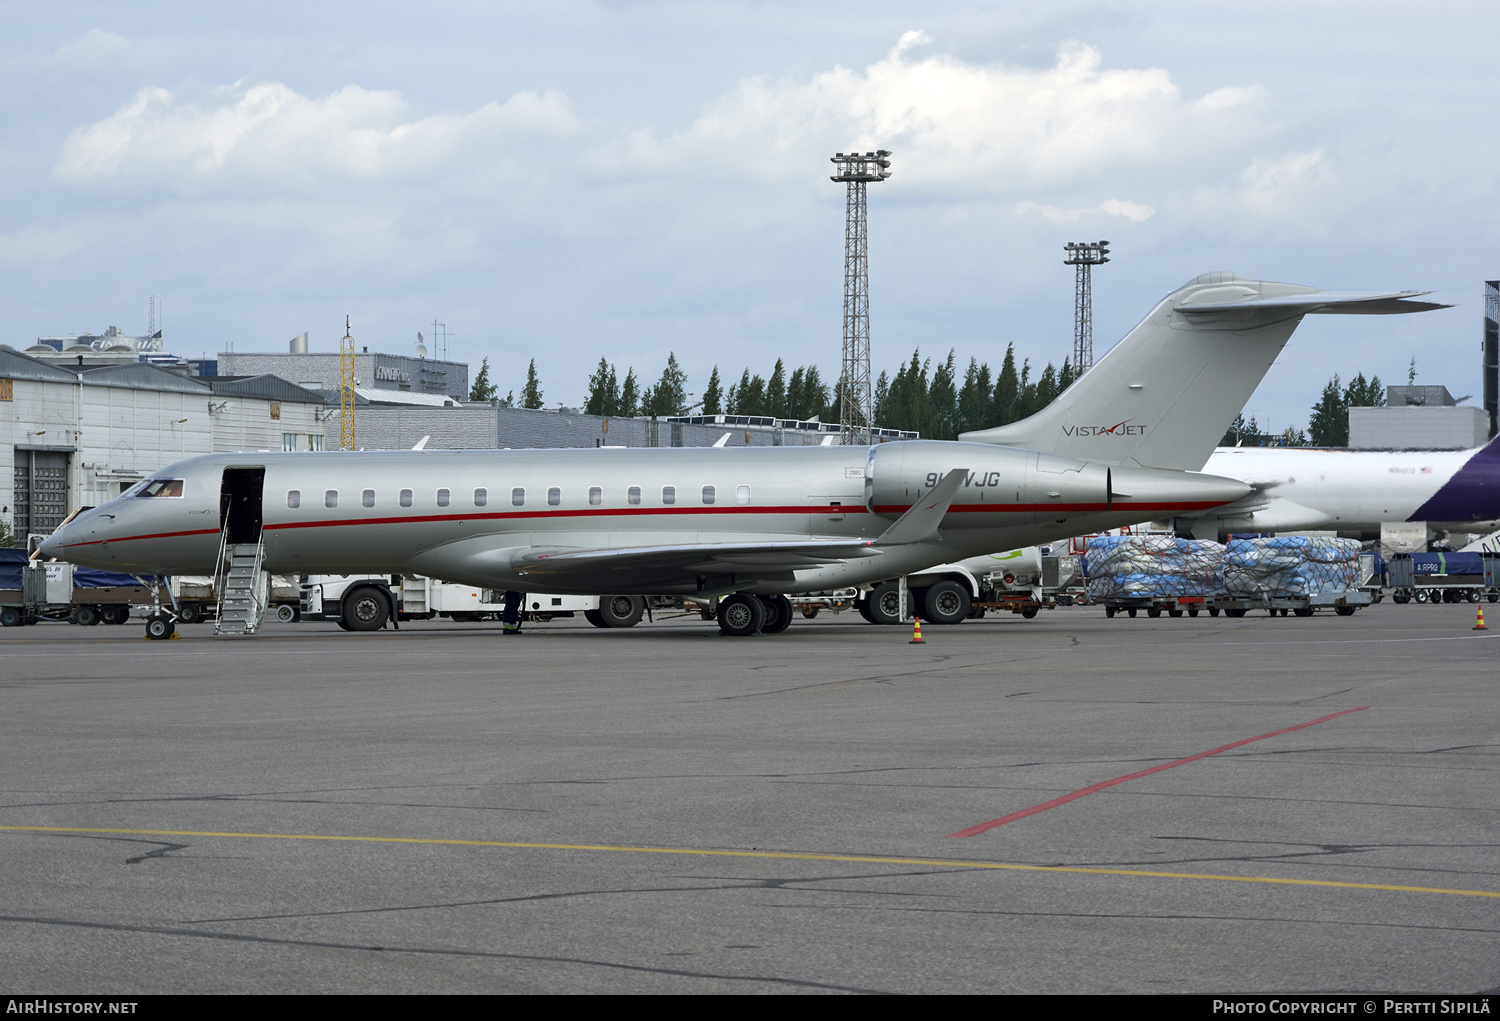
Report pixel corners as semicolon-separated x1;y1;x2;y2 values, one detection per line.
1221;536;1361;597
1085;536;1225;601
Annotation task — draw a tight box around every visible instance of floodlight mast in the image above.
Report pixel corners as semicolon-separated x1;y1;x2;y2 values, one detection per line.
831;150;891;445
1063;240;1110;374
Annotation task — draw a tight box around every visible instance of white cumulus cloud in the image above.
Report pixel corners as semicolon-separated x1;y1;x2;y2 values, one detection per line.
616;36;1266;195
53;82;583;193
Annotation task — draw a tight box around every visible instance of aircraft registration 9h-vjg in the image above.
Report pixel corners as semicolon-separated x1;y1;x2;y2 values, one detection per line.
41;272;1443;639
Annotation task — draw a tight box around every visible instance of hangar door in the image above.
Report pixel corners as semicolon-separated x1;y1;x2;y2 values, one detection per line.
12;449;69;548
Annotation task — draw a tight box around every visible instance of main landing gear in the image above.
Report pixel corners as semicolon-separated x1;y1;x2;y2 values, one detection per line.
716;593;793;637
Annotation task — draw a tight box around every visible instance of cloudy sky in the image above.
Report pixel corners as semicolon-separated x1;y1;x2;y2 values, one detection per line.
3;2;1497;433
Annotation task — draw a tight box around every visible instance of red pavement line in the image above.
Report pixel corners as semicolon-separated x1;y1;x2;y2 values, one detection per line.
948;706;1369;838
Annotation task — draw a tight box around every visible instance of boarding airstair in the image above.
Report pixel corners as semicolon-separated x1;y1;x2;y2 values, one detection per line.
213;532;268;636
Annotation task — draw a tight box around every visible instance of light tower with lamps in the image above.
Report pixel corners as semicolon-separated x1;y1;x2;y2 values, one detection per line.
1063;240;1110;374
830;149;892;445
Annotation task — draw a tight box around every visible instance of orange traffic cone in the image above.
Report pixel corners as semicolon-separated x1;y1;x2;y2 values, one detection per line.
910;616;925;644
1475;605;1488;631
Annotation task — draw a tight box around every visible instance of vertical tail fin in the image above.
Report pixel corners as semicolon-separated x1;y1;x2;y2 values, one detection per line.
958;272;1446;471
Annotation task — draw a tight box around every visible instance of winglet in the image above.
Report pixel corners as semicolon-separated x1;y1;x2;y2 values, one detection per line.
874;468;968;546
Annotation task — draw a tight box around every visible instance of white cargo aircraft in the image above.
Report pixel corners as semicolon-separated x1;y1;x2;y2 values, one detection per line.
41;271;1439;637
961;271;1458;539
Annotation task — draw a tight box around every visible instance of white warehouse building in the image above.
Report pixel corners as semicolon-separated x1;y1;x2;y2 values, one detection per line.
1;347;325;546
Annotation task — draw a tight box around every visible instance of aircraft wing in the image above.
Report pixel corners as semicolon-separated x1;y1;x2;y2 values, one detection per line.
512;539;884;583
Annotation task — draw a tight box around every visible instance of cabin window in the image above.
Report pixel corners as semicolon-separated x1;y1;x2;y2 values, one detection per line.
589;486;602;506
702;485;715;504
548;487;561;506
399;489;412;508
287;490;300;509
325;490;338;509
512;487;525;506
737;485;751;505
135;479;184;498
436;488;450;508
474;488;488;507
662;485;676;505
628;486;641;505
362;489;375;508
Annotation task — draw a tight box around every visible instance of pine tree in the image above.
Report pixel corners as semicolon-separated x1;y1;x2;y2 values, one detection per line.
765;359;787;418
1308;374;1347;446
991;345;1020;426
584;357;616;416
801;365;830;421
644;352;689;416
469;357;497;402
702;366;723;415
521;359;544;409
928;350;958;440
957;358;992;435
618;369;640;417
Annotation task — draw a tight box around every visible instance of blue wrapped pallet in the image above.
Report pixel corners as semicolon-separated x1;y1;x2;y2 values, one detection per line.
1221;536;1360;597
1085;536;1225;601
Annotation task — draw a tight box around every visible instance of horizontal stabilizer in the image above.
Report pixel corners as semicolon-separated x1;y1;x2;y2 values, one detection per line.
873;466;968;546
1177;290;1449;316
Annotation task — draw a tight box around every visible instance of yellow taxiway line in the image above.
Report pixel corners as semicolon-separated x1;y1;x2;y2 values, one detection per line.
3;824;1496;900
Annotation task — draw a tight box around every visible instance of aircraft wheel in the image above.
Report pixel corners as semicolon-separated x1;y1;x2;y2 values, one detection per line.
0;606;21;628
177;603;202;624
75;606;101;627
717;593;765;636
275;604;297;623
101;605;128;625
1104;606;1116;618
598;595;645;628
865;582;905;625
145;615;175;640
343;586;390;631
759;595;794;634
922;580;971;625
584;608;607;628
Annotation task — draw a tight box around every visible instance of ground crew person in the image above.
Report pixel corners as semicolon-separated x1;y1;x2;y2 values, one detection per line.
501;590;524;634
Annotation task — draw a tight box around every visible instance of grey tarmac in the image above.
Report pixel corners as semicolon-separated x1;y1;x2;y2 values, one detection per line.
0;601;1495;994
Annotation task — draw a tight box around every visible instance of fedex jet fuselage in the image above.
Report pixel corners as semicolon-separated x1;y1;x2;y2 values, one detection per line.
1170;439;1500;539
44;441;1247;600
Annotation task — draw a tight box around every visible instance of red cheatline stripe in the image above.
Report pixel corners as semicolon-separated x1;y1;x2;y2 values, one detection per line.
948;707;1369;838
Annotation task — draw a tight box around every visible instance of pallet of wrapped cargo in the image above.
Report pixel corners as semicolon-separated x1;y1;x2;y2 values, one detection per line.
1086;536;1227;618
1213;536;1369;617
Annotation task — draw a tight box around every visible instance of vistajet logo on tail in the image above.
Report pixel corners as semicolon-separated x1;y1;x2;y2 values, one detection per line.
1062;419;1147;437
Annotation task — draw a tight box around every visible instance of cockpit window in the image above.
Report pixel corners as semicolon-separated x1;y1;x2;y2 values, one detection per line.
135;479;184;498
